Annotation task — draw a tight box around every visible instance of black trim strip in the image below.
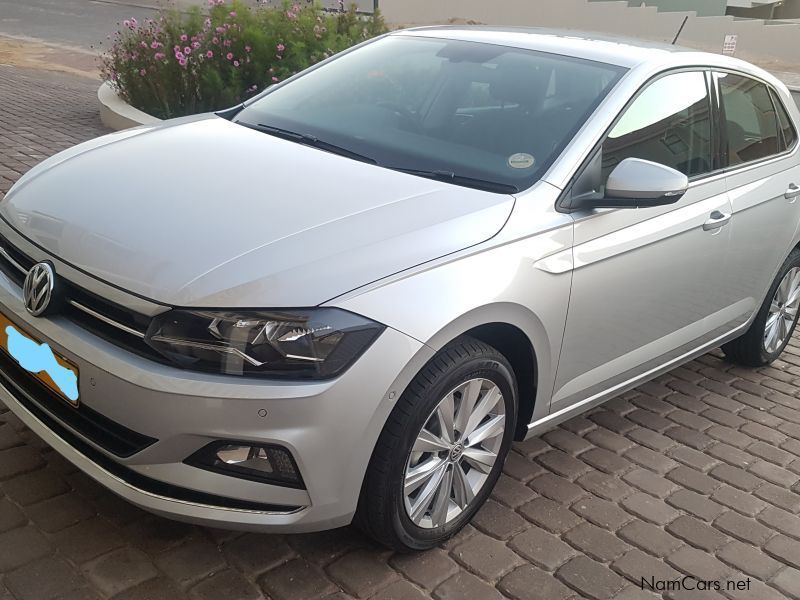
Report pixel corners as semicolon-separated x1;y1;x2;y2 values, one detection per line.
0;350;156;458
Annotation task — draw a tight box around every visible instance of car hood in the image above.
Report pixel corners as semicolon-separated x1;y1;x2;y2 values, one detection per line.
1;115;514;307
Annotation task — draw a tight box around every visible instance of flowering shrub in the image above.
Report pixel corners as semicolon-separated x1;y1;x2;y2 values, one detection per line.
100;1;388;119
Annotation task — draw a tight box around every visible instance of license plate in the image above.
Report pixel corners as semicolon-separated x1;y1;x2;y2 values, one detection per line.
0;311;80;407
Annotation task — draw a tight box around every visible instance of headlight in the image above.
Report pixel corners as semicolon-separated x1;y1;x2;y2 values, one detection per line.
144;308;384;379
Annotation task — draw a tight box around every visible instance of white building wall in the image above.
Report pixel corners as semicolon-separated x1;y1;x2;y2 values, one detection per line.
380;0;800;71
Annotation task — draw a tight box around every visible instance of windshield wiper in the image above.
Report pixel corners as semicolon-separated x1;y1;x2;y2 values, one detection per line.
388;168;519;194
237;122;377;164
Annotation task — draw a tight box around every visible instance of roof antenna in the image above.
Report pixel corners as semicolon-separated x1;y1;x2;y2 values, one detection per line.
672;16;689;45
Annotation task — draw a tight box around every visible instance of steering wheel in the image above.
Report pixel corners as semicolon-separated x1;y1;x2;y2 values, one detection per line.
376;101;422;132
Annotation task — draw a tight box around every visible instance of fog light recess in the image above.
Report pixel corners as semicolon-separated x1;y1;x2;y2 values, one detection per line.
186;441;304;488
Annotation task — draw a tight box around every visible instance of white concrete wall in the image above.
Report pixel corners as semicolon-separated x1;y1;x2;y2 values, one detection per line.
382;0;800;71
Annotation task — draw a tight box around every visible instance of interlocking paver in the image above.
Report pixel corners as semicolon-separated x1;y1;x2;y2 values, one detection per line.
498;565;576;600
2;63;800;600
666;489;726;522
563;522;631;562
81;548;158;597
665;515;729;552
508;526;575;570
450;532;522;580
187;569;260;600
259;558;336;600
327;549;398;598
470;498;528;539
617;521;683;557
717;540;783;581
390;549;459;591
558;556;626;599
4;556;87;600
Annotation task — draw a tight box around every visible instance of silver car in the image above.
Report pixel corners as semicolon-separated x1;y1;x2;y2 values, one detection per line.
0;27;798;551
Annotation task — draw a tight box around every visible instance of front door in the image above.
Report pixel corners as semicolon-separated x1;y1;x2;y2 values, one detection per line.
552;70;735;411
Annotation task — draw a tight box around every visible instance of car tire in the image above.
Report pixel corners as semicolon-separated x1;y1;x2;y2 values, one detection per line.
723;248;800;367
356;336;518;551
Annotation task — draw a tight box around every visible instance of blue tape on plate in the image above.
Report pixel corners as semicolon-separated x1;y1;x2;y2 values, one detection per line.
5;325;79;401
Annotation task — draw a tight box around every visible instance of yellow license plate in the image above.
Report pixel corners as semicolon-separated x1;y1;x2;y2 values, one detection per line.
0;312;80;407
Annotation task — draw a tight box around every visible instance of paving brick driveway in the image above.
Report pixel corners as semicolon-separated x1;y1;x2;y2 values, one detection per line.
2;64;800;600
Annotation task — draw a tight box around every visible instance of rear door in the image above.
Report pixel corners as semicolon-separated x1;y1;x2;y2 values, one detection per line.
716;72;800;324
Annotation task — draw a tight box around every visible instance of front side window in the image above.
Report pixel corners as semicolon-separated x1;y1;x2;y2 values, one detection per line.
601;71;713;182
235;36;626;193
718;72;781;165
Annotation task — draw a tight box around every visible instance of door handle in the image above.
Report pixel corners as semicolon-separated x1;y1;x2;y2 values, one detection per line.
786;184;800;201
702;210;731;231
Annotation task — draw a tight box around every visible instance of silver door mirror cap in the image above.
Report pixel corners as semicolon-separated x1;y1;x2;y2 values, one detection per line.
603;158;689;208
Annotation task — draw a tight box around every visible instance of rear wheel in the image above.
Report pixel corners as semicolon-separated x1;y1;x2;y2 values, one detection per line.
356;336;517;551
723;248;800;367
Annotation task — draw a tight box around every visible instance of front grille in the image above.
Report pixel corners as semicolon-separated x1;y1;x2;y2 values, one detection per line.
0;233;168;363
0;349;299;512
0;348;156;457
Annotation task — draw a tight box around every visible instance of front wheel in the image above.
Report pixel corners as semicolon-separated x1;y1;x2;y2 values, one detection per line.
723;248;800;367
356;336;517;551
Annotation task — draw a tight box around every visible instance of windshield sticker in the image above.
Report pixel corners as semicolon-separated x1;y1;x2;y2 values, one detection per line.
508;153;535;169
5;325;78;401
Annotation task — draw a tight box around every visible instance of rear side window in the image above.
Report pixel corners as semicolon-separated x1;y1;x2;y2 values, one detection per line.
602;71;713;181
773;92;798;151
718;73;781;165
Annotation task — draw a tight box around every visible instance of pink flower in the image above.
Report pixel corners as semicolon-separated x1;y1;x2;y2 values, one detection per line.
175;51;184;60
180;34;188;42
123;19;131;28
276;43;285;52
245;45;251;53
204;18;212;28
131;17;137;26
184;47;192;54
233;60;240;67
192;41;200;49
206;50;213;58
272;76;279;82
179;58;187;67
216;26;225;34
229;11;237;17
139;69;146;76
155;52;165;60
226;52;233;60
150;41;159;49
212;37;219;44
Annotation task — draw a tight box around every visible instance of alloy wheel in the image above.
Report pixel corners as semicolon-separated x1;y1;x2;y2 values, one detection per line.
403;378;506;529
765;266;800;354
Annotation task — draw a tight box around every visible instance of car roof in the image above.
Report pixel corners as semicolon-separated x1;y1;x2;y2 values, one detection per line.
393;26;763;74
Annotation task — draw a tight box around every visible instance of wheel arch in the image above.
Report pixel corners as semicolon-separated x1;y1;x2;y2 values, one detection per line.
418;304;551;441
461;323;538;440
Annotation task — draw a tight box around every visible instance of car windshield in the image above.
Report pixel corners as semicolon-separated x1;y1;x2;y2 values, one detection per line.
234;35;626;193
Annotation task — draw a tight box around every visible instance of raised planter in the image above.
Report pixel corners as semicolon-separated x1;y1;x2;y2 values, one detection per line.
98;81;162;131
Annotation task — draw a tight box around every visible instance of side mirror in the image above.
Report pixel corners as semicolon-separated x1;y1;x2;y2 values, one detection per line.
600;158;688;209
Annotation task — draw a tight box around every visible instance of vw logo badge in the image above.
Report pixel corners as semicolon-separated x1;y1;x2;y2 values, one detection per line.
23;262;55;317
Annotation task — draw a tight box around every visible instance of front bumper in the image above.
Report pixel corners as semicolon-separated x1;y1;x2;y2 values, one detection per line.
0;268;429;532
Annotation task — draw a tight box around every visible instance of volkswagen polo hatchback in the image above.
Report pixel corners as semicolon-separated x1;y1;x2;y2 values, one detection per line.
0;27;798;550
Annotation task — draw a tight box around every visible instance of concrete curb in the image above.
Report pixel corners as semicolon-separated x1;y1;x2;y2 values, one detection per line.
98;81;162;130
